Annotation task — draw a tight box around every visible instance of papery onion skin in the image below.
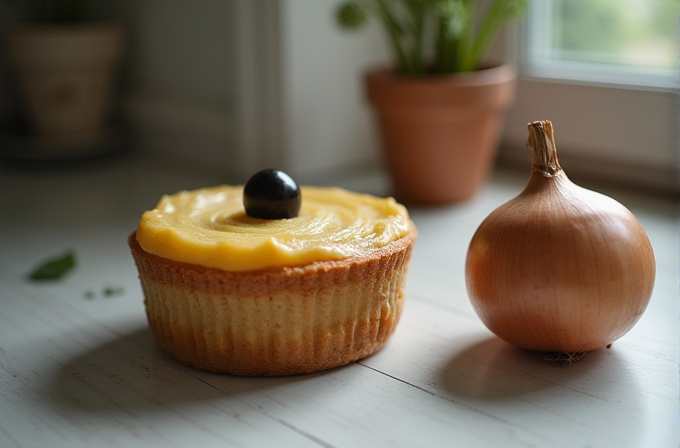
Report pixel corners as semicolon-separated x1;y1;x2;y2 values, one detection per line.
465;121;656;353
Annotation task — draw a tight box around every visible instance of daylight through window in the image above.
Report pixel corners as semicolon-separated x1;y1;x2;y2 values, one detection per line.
524;0;679;89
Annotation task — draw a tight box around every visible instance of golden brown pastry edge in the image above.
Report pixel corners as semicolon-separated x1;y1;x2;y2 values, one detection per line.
128;224;416;376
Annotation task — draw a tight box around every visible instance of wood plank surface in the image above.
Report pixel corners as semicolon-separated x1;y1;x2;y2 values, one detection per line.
1;155;677;448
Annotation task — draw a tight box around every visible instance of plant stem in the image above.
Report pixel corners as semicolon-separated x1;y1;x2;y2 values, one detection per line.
375;0;412;74
406;1;426;74
433;16;450;73
455;0;475;72
460;0;505;71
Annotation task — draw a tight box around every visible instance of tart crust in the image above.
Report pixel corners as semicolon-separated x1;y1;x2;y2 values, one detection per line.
128;225;415;376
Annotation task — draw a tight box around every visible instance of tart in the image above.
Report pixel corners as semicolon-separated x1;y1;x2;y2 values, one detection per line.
128;172;416;376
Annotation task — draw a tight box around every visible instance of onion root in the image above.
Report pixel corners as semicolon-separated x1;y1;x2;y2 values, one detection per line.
543;352;586;366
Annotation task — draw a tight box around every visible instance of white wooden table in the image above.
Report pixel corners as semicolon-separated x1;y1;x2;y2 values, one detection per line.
1;153;678;448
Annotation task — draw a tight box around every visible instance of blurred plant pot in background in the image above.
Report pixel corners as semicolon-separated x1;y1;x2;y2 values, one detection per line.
5;23;124;152
365;61;517;205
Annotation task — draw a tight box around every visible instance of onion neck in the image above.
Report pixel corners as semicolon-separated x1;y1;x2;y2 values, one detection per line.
527;121;562;177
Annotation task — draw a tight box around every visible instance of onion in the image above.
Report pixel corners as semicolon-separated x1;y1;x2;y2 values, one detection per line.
465;120;656;354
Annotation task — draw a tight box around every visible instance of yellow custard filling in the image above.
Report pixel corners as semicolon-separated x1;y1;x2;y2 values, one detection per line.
136;186;411;272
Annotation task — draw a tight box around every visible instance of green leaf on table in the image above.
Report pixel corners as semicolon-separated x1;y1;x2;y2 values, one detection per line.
28;250;76;281
103;286;124;297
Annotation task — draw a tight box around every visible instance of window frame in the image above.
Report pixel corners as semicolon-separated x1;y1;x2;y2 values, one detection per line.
497;1;679;195
523;0;679;92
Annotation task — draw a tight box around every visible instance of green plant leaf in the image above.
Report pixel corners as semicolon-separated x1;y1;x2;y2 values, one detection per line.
103;286;124;297
434;0;468;37
336;1;369;29
335;0;526;74
28;251;76;281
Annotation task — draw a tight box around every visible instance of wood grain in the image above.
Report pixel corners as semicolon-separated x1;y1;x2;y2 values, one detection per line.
1;156;677;448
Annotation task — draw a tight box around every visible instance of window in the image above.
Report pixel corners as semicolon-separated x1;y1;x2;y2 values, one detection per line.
500;0;679;193
524;0;679;90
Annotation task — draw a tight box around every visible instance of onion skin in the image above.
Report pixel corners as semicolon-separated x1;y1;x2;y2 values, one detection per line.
465;121;656;353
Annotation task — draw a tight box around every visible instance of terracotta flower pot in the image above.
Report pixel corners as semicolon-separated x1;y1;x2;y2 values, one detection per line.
365;62;516;205
5;23;125;146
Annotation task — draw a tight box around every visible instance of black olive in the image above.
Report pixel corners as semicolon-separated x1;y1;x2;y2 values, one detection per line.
243;169;301;219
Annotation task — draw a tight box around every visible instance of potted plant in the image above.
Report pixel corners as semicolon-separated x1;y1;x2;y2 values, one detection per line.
336;0;526;204
3;0;125;157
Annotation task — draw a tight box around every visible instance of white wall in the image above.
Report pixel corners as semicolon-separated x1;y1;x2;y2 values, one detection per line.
115;0;238;171
117;0;389;182
280;0;389;178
